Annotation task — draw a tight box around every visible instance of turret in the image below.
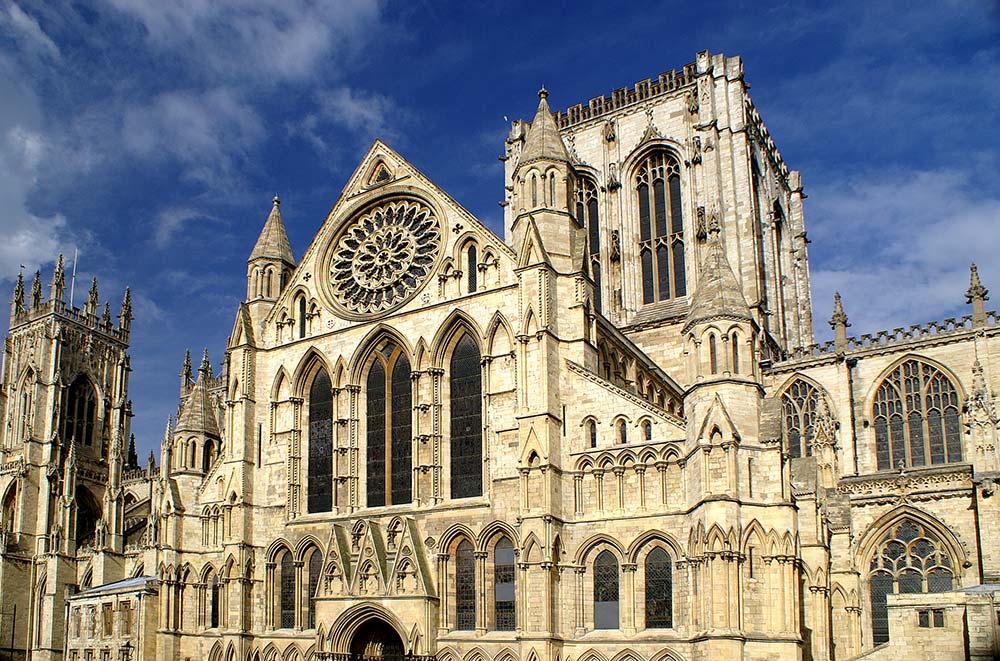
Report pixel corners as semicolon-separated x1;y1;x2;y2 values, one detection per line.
247;196;295;301
173;349;222;475
509;89;583;272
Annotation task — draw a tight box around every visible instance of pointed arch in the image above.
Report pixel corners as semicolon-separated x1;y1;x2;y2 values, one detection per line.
438;523;477;554
478;520;520;552
857;505;967;568
486;312;514;356
290;348;335;398
627;530;683;563
347;324;415;382
430;309;485;367
574;534;627;565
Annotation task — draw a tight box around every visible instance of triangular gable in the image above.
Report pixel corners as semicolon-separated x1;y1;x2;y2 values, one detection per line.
349;520;387;595
516;217;551;269
228;303;255;349
385;517;432;596
697;393;741;442
263;140;516;329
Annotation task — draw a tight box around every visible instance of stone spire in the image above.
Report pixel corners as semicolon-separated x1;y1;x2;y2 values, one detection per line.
683;229;751;333
127;433;138;468
180;349;192;396
30;270;42;309
175;351;221;440
119;287;133;332
249;195;295;265
200;348;212;377
11;271;24;318
518;88;571;166
830;292;850;353
84;277;99;316
966;262;989;328
50;254;65;303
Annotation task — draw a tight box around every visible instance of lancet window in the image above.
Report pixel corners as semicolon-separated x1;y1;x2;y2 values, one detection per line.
455;540;475;630
494;537;516;630
593;550;620;629
645;547;673;628
306;550;322;629
781;379;821;459
279;552;295;629
872;360;962;471
366;344;412;507
308;369;334;513
467;245;477;293
208;573;220;628
636;151;685;304
61;375;98;447
576;176;602;312
450;335;483;499
868;520;955;645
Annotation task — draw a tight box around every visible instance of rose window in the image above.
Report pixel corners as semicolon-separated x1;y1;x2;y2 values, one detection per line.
328;199;441;315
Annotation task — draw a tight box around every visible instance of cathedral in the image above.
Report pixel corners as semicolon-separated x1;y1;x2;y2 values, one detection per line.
1;50;998;661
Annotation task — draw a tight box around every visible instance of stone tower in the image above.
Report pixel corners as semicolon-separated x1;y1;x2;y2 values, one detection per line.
0;257;133;660
246;196;296;331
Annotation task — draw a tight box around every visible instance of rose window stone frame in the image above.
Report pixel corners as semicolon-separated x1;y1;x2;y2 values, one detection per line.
322;197;443;318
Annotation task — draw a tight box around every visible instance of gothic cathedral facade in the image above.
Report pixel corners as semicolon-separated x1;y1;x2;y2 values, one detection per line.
3;51;1000;661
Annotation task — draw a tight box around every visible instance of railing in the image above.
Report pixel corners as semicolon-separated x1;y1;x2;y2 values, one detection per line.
316;654;436;661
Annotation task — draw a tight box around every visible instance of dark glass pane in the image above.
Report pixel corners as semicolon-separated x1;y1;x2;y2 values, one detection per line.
280;554;295;628
210;576;219;628
933;609;944;627
308;370;333;513
456;541;476;630
908;410;926;467
307;552;322;629
890;413;905;471
298;297;306;339
644;422;652;442
590;422;598;448
788;428;802;460
899;569;922;593
709;335;718;374
495;538;516;630
645;548;672;628
594;550;619;629
638;183;650;242
391;354;412;505
875;417;890;470
870;571;893;645
588;198;600;252
653;179;667;238
927;408;945;465
669;174;683;235
576;202;585;227
672;240;686;297
619;422;627;445
944;407;962;462
927;569;953;593
467;246;477;294
641;247;654;304
592;261;602;314
366;362;386;507
451;336;483;498
656;244;670;301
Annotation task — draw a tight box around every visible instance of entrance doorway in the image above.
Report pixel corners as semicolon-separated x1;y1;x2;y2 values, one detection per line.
350;619;405;660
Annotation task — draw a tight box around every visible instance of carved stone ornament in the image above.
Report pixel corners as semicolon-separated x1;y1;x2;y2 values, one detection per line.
325;198;442;317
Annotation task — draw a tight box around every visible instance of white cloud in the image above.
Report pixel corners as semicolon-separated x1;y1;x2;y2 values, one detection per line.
808;168;1000;339
292;86;403;160
2;3;60;59
101;0;382;83
151;207;218;248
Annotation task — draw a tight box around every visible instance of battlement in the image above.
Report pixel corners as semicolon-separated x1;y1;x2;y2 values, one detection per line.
552;61;699;130
10;298;131;343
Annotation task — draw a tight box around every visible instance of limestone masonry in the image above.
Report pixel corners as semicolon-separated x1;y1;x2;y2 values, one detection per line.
1;51;998;661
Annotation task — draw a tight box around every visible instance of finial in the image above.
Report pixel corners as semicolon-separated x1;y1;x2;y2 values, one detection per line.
85;276;99;316
273;194;280;206
12;271;25;314
147;449;157;470
538;86;548;100
830;292;850;353
101;301;111;326
967;262;989;327
119;287;133;329
30;270;41;308
199;348;211;375
164;415;174;441
50;254;65;303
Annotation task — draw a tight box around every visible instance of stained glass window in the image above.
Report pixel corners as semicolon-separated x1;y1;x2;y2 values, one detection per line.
456;541;475;630
709;335;718;374
298;296;306;339
367;345;413;507
280;553;295;628
593;550;619;629
618;421;627;445
873;360;962;470
209;574;220;628
731;334;740;374
636;152;685;304
308;369;333;513
643;421;652;442
494;537;516;630
307;551;322;629
366;362;386;507
868;520;954;645
390;354;412;505
589;421;598;448
781;379;822;459
645;548;672;628
467;245;478;293
451;335;483;499
576;177;602;312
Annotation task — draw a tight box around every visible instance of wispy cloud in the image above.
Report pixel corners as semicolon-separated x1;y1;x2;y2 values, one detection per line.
151;207;219;248
292;86;405;160
2;2;60;59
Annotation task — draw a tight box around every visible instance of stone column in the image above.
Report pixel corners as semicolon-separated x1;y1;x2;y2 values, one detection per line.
622;563;637;634
474;551;488;634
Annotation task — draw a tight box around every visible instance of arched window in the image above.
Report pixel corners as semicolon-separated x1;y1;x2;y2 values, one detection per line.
455;540;475;630
450;335;482;499
279;552;295;628
1;485;16;534
593;550;619;629
709;335;718;374
494;537;516;630
61;376;97;447
645;547;673;628
868;519;954;645
589;421;598;448
642;421;652;442
731;333;740;374
575;177;601;312
74;487;101;548
531;174;538;207
202;440;217;473
366;344;412;507
618;420;627;445
308;369;333;513
467;245;478;293
636;151;685;304
873;360;962;470
297;296;307;339
306;551;322;629
208;573;220;628
549;173;556;206
189;440;197;469
781;379;822;459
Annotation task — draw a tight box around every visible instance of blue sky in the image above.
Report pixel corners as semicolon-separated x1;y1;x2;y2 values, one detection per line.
1;0;998;460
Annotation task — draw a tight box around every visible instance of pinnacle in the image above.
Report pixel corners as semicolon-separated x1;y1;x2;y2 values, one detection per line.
249;194;295;265
684;231;751;331
518;88;570;166
830;292;849;328
967;262;989;302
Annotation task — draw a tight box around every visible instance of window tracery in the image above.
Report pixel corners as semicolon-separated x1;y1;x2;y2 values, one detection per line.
279;552;294;629
455;540;475;630
873;360;962;470
644;547;672;628
868;520;955;645
636;151;685;304
781;379;822;459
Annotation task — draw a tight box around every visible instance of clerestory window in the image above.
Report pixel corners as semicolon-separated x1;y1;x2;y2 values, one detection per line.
636;151;685;304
